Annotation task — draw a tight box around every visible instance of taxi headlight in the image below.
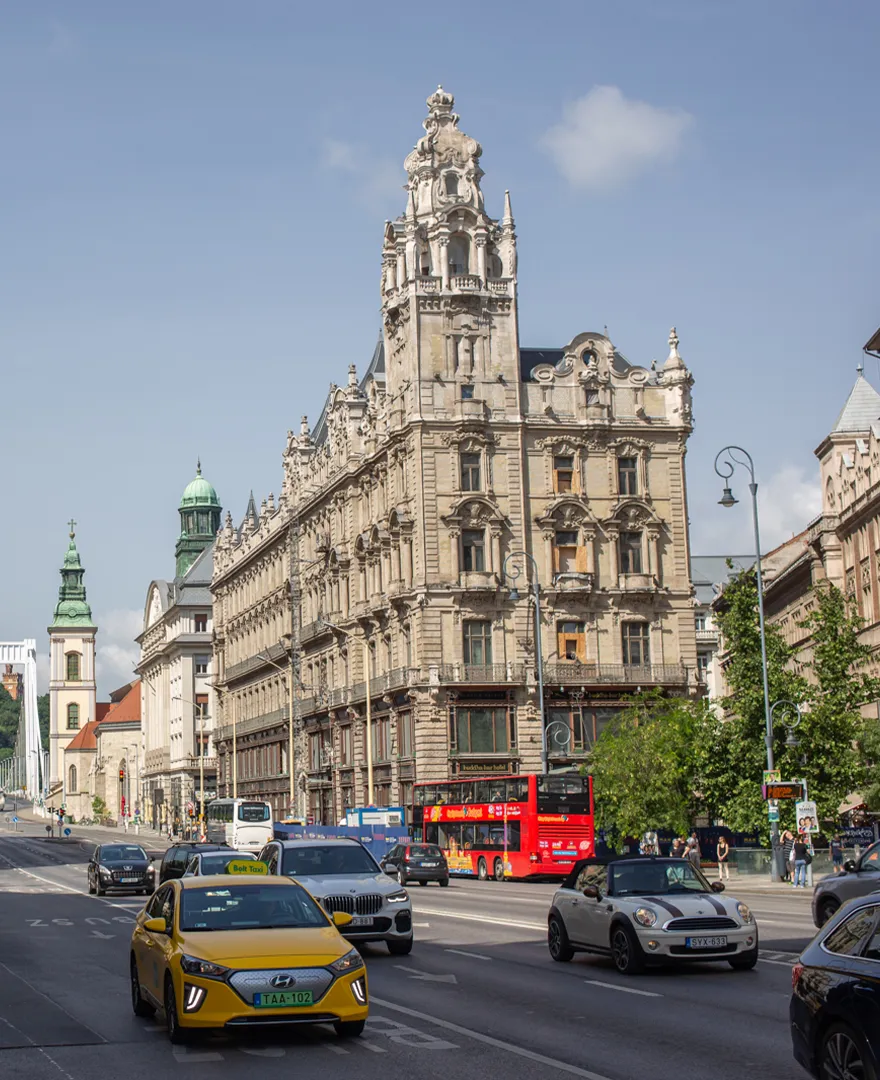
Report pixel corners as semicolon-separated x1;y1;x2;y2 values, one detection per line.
330;949;365;974
736;902;754;924
386;890;409;904
633;907;658;927
180;954;229;980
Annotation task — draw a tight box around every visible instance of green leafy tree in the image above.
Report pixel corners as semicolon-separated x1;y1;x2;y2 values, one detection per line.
590;690;704;847
860;719;880;811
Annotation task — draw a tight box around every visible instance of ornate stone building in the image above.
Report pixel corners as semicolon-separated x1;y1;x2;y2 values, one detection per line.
211;87;698;823
137;465;222;830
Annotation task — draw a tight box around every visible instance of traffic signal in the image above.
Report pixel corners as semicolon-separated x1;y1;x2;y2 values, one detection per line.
118;767;126;781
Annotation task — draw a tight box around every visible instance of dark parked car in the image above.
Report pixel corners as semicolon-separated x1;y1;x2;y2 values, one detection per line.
791;894;880;1078
381;843;449;886
88;843;155;896
182;850;257;876
812;840;880;927
158;841;228;884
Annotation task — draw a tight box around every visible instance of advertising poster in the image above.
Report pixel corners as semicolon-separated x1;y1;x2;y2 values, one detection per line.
795;800;819;834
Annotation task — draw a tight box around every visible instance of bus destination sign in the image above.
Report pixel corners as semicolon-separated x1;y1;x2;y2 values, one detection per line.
762;781;805;800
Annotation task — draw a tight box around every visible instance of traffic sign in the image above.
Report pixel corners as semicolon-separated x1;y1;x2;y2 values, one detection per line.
11;816;18;824
763;781;805;800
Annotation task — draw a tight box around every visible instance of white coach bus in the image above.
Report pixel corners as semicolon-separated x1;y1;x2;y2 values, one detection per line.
205;798;274;852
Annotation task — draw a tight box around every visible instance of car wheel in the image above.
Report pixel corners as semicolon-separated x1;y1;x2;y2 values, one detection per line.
164;975;189;1044
130;956;154;1017
387;935;414;956
334;1019;366;1038
439;878;450;887
548;915;575;962
818;898;840;927
397;869;407;886
88;876;95;895
728;946;758;971
493;858;505;881
818;1023;877;1080
477;858;489;881
95;882;105;897
610;925;645;975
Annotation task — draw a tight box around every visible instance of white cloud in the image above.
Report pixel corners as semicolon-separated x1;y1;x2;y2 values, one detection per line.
541;85;694;190
692;465;822;554
95;608;142;697
321;138;402;210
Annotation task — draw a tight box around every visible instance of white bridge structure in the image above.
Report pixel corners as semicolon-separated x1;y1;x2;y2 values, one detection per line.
0;640;43;798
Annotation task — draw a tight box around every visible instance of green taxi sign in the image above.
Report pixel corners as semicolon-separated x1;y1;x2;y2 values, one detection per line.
226;859;269;876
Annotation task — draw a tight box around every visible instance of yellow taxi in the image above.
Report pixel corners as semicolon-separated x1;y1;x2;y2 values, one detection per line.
130;859;368;1043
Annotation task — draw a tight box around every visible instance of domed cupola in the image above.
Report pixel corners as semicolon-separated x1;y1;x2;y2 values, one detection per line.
175;460;222;577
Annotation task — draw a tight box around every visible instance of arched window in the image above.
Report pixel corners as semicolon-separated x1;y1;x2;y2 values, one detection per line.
66;652;81;681
67;703;80;730
448;233;470;275
68;765;77;793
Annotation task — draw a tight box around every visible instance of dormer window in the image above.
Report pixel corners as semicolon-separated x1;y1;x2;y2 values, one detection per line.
445;173;459;197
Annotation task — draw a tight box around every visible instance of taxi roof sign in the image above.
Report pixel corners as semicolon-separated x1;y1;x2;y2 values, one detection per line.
226;859;269;875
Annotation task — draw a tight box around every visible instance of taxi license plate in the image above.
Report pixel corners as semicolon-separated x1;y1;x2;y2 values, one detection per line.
685;936;728;949
120;876;139;883
254;991;313;1008
350;916;373;926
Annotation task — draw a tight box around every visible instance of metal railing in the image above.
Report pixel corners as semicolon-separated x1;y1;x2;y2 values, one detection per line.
543;662;688;685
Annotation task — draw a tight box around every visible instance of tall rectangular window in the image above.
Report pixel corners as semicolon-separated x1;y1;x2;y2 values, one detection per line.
463;620;493;666
398;711;414;758
554;455;575;493
557;621;586;662
462;529;486;572
194;614;208;633
194;694;209;720
66;703;80;730
618;457;639;496
66;653;81;682
339;725;352;766
460;452;482;491
194;655;210;676
372;717;390;762
618;532;643;574
554;530;579;573
622;623;650;666
451;707;512;754
695;613;707;632
696;654;709;681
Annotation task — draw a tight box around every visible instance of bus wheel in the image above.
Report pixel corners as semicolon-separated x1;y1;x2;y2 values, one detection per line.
477;858;489;881
493;858;504;881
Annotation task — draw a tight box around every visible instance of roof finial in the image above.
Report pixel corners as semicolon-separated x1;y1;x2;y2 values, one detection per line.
68;518;76;540
857;361;865;375
196;457;201;475
502;189;514;225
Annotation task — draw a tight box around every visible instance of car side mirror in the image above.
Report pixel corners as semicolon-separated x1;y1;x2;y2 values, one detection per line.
144;917;167;934
843;860;857;873
332;911;353;928
711;881;725;893
582;885;600;900
384;864;396;875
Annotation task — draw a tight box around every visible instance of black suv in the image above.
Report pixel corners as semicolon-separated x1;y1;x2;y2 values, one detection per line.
381;843;449;886
158;842;228;884
88;843;154;896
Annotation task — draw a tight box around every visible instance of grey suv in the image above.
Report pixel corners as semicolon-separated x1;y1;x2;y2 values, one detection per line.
811;840;880;926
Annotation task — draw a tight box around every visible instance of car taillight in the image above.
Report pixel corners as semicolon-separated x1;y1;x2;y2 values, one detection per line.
792;963;805;992
405;846;411;858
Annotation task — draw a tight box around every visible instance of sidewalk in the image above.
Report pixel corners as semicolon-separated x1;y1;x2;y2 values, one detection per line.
8;804;171;852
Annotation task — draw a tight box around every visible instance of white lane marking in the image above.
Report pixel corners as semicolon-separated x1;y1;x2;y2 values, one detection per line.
325;1044;349;1055
360;1041;387;1053
406;907;544;932
584;979;662;998
393;965;458;984
371;996;614;1080
445;948;492;961
413;922;431;927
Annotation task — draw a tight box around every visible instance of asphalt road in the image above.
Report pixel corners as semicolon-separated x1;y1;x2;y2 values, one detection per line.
0;820;814;1080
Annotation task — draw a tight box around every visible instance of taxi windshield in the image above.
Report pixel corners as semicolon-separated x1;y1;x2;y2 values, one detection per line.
101;845;147;861
282;845;379;877
611;861;713;897
199;853;255;874
180;884;327;931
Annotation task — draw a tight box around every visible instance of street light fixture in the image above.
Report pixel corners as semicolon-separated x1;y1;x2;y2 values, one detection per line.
173;695;209;839
715;445;778;880
502;550;548;774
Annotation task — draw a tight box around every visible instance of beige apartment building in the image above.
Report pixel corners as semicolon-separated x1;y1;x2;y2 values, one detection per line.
211;87;699;822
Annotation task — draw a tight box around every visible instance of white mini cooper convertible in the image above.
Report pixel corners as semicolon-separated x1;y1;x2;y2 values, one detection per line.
547;856;758;974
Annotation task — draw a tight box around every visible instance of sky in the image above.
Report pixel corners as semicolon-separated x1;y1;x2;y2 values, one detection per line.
2;2;879;695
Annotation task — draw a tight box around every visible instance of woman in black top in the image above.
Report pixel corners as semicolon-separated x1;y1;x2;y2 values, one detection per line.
792;834;809;888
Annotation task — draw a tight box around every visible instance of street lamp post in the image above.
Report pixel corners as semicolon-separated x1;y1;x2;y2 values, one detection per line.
317;620;374;806
257;641;298;820
502;550;548;774
714;445;779;881
173;696;208;840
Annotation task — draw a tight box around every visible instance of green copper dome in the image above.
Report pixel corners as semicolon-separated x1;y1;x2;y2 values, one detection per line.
50;521;95;628
179;460;220;509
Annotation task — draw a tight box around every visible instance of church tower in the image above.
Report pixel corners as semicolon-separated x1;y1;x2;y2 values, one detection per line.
380;86;521;420
175;461;222;577
48;522;97;789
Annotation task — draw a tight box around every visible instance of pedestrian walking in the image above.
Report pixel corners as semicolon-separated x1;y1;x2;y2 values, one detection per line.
686;837;701;869
830;835;844;873
670;837;684;858
782;829;794;882
689;831;701;857
716;835;731;881
792;833;809;888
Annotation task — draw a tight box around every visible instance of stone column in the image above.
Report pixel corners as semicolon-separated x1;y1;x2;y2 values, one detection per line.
543;531;555;581
607;529;619;580
396;244;407;288
584;529;596;576
476;236;487;283
342;574;350;617
449;530;460;578
648;530;661;583
439;237;450;290
490;530;502;576
403;538;414;588
392;542;402;584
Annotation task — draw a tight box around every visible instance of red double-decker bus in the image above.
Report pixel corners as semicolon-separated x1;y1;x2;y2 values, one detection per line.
411;773;594;880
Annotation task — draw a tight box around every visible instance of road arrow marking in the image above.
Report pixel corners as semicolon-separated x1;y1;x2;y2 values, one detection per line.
90;930;114;939
393;965;458;984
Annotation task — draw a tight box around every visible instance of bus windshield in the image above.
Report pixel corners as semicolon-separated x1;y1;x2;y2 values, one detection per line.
238;802;271;822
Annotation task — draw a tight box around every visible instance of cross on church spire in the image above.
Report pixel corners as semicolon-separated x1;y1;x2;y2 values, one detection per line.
68;518;76;539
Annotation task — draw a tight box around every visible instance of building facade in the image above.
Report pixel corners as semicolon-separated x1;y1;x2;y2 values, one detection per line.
137;466;221;831
211;87;699;822
47;524;98;796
